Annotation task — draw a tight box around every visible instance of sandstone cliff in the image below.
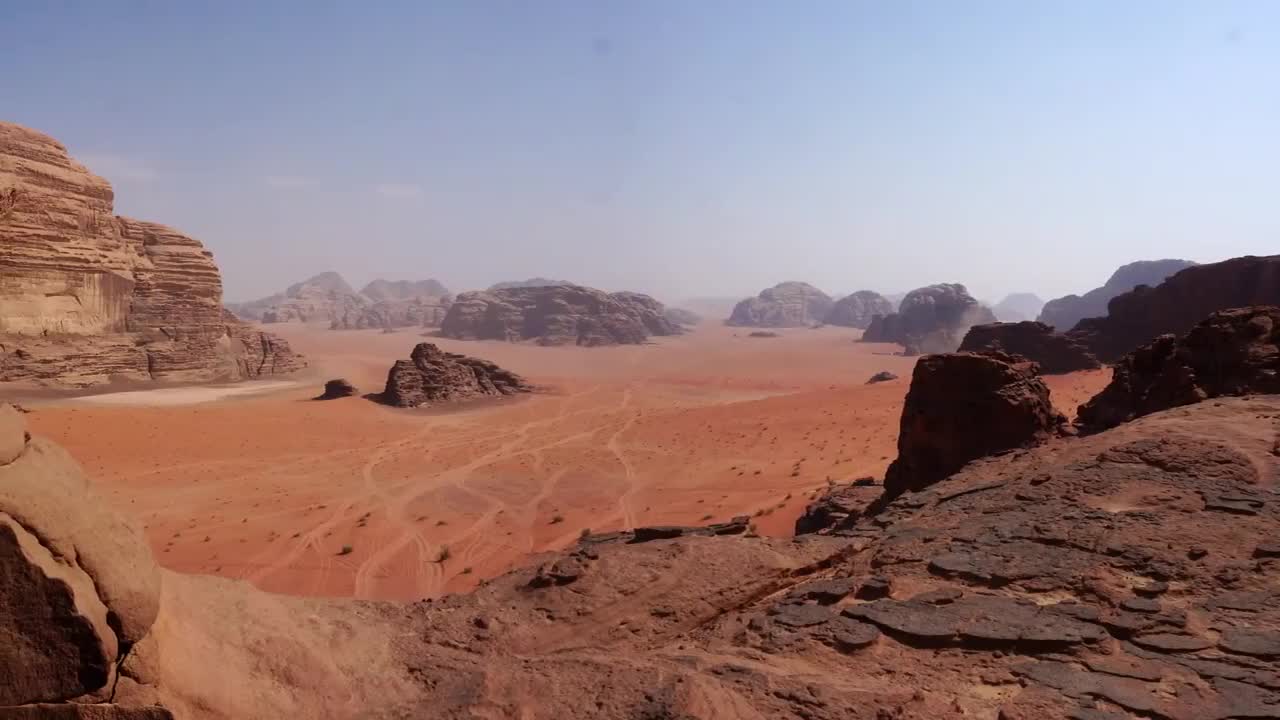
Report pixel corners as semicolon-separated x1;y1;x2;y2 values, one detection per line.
440;284;679;346
726;282;833;327
0;122;304;388
1065;255;1280;362
1038;258;1196;331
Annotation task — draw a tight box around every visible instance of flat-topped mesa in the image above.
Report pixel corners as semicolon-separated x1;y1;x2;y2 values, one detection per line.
440;284;679;346
1077;305;1280;433
1065;254;1280;362
959;320;1101;374
726;282;833;328
0;121;305;387
381;342;532;407
861;283;996;354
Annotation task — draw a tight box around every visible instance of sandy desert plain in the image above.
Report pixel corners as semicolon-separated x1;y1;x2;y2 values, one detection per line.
24;321;1109;601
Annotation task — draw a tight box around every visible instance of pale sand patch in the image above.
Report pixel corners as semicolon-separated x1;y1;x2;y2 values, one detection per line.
71;380;300;407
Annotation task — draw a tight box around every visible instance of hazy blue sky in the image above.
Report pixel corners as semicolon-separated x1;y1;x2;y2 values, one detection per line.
4;1;1277;304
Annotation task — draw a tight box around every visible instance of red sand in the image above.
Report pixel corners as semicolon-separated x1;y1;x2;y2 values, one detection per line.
27;324;1110;601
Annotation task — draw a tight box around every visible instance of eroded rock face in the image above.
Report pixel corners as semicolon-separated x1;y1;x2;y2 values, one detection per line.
726;282;833;328
0;122;304;388
959;321;1102;374
1038;258;1197;332
440;285;678;346
882;351;1065;500
825;291;894;329
380;343;531;407
0;404;159;707
1066;255;1280;362
1077;306;1280;433
861;283;997;353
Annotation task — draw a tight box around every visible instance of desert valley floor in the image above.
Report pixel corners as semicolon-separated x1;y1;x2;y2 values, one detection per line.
24;323;1109;601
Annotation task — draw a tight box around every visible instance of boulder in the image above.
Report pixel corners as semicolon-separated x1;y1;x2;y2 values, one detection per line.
380;343;532;407
317;379;357;400
866;371;898;384
1065;255;1280;362
958;321;1101;374
726;282;833;328
825;291;894;329
1077;306;1280;433
991;293;1045;323
860;284;996;353
0;121;305;388
440;285;678;346
1038;259;1197;332
882;352;1064;500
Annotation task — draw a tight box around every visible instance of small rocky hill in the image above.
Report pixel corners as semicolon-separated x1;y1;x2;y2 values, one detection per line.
1039;259;1197;331
825;290;894;329
440;284;679;346
861;283;996;354
727;282;834;327
380;342;531;407
360;278;449;302
0;121;304;388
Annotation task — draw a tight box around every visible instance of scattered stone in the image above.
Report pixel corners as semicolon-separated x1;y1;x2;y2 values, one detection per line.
910;587;963;605
789;578;858;605
1134;580;1169;597
866;371;898;384
855;576;892;600
824;619;881;652
768;603;835;628
1120;598;1162;614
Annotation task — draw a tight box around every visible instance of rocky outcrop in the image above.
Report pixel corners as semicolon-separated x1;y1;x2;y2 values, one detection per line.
825;290;894;329
0;122;305;388
1077;306;1280;433
380;343;531;407
959;321;1102;374
316;379;357;400
991;292;1044;323
229;272;363;324
1065;255;1280;362
726;282;833;327
440;284;679;346
329;295;452;330
861;283;997;353
232;274;454;330
662;307;701;327
1038;258;1197;331
882;351;1065;501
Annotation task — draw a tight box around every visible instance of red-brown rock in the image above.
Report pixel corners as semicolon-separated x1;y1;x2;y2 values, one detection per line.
959;321;1102;374
441;284;678;346
380;343;531;407
1076;306;1280;433
1065;255;1280;361
882;351;1065;500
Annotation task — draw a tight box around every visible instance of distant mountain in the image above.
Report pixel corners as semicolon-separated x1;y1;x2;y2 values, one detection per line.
227;273;453;329
488;277;572;291
227;272;364;323
1038;259;1197;331
991;293;1045;323
361;278;449;302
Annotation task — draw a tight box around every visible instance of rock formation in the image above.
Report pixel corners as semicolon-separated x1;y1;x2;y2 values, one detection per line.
662;307;701;327
0;122;305;388
866;371;898;384
359;278;449;302
861;283;997;354
1077;306;1280;433
440;284;679;346
380;342;531;407
316;378;357;400
726;282;833;327
329;295;452;330
1038;258;1197;331
229;272;362;323
487;277;571;291
882;351;1065;501
1065;254;1280;362
824;290;894;329
991;292;1045;323
959;321;1101;374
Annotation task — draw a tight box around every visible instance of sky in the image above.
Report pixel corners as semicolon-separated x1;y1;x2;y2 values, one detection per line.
3;1;1278;304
